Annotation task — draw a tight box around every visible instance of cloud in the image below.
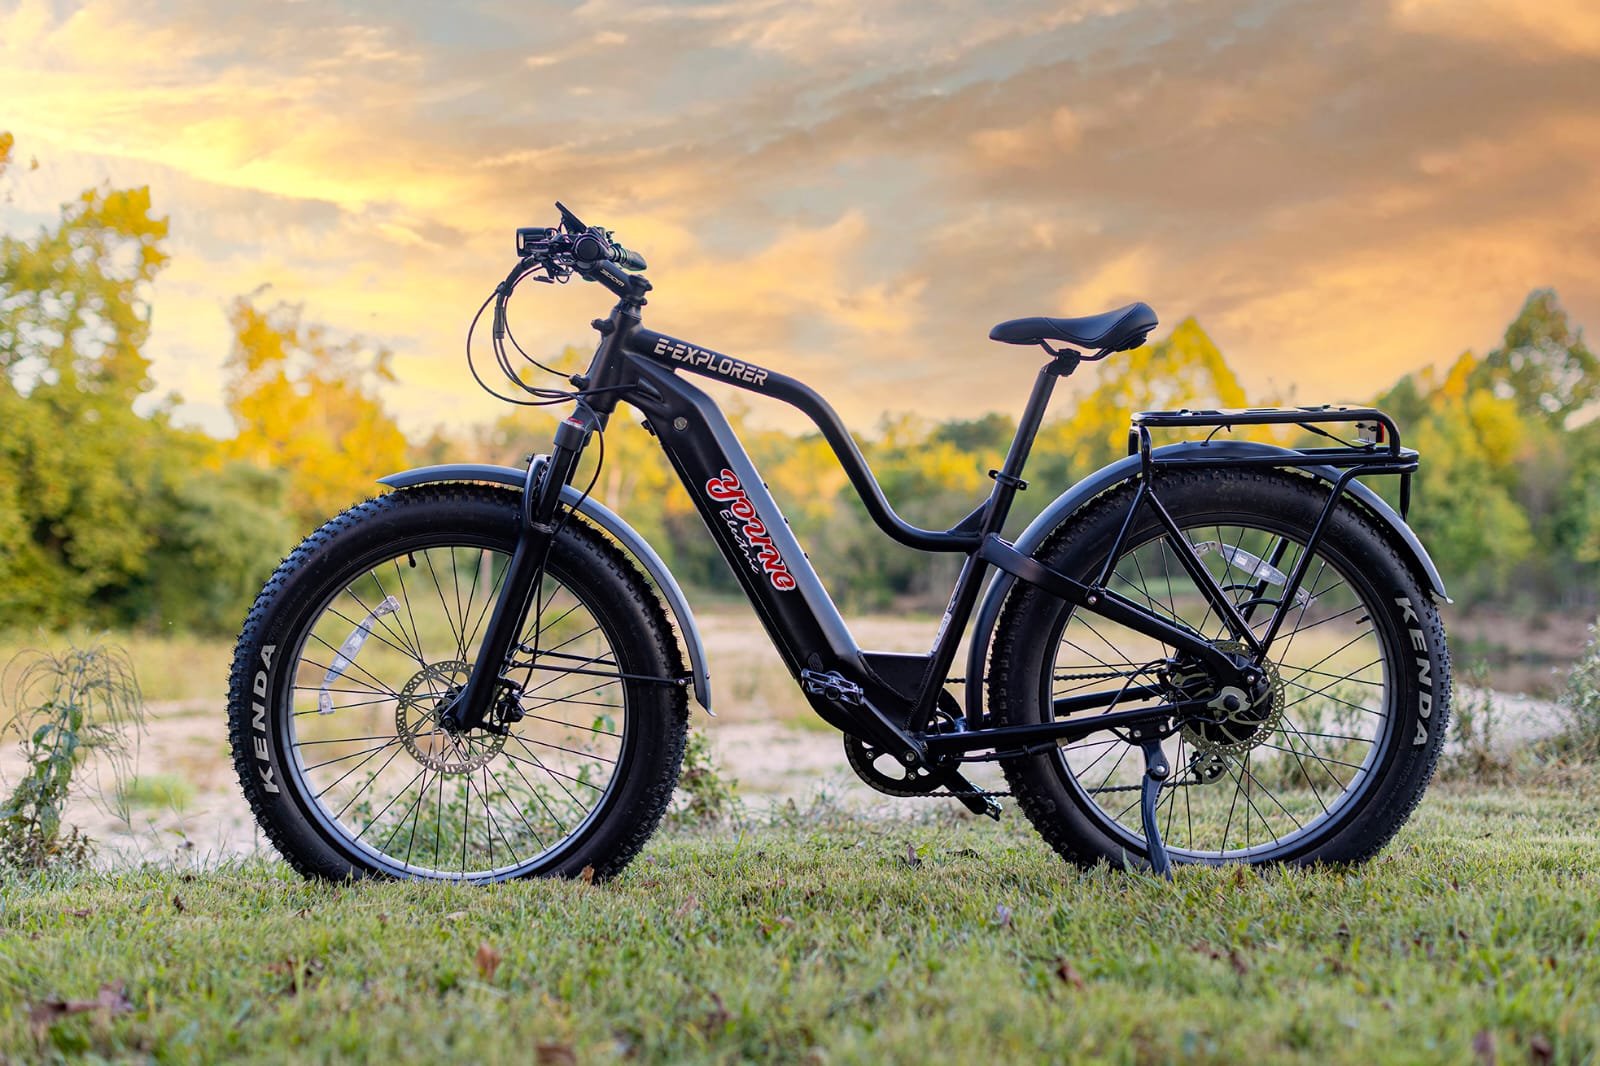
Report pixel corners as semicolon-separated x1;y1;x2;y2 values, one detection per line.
2;0;1596;439
1391;0;1600;57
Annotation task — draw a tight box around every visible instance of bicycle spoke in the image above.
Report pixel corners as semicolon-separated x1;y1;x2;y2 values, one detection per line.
1050;514;1393;862
284;544;628;880
421;550;467;662
335;590;426;667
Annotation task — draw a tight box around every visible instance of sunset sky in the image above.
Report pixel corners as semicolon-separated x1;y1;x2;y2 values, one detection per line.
2;0;1598;438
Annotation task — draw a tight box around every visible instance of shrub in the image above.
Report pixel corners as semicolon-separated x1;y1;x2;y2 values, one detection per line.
1555;619;1600;761
1440;663;1514;783
0;643;144;871
670;729;740;827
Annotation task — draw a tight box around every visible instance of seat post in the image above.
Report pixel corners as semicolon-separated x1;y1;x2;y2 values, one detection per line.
983;355;1075;536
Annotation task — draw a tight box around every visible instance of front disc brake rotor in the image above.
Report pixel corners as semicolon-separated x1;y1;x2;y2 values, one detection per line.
395;661;506;774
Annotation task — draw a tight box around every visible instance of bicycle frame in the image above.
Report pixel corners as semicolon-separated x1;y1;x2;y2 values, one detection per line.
443;275;1422;779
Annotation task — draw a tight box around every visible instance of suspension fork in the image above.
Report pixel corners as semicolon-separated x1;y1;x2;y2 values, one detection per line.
441;411;594;733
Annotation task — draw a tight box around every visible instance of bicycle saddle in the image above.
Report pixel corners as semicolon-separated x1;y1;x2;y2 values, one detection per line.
988;302;1158;352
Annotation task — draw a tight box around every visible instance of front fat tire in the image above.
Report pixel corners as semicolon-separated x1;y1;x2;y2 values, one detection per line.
988;468;1451;870
227;485;689;882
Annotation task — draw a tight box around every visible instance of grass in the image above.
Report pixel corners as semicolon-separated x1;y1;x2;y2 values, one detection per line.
117;774;196;813
2;786;1598;1064
0;631;231;705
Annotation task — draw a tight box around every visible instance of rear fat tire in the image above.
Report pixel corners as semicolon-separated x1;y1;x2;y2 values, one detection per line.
227;485;689;882
987;468;1451;869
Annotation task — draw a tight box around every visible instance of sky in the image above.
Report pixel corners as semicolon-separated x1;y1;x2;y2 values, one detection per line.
2;0;1598;438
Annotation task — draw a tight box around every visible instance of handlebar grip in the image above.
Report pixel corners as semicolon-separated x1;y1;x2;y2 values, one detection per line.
609;244;647;271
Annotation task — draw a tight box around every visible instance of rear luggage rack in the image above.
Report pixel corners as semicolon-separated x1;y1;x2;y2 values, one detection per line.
1129;405;1418;517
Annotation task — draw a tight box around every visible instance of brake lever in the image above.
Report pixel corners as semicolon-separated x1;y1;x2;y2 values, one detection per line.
554;201;587;234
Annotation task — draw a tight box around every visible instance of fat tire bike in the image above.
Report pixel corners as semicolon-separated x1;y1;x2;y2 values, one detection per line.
228;204;1452;882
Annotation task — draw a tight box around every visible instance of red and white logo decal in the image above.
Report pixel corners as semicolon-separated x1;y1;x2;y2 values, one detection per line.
705;469;796;591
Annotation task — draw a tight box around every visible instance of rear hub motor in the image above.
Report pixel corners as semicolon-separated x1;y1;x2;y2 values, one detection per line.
1175;640;1285;756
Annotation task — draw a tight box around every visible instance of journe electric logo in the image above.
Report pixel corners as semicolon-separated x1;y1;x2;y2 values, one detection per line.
705;469;796;591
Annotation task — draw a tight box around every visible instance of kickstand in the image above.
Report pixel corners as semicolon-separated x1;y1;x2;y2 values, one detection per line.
1137;738;1173;880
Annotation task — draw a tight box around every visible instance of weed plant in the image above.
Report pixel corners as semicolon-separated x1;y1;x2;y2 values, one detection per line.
0;644;144;871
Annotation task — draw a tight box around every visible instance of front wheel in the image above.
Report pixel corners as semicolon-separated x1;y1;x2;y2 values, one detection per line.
228;485;689;882
988;468;1450;869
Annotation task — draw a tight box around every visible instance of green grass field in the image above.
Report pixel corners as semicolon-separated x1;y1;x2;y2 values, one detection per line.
2;784;1597;1064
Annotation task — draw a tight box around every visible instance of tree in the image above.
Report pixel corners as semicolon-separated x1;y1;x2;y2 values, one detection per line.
1;135;294;632
1029;316;1249;484
0;139;175;628
1403;390;1537;600
1471;288;1598;428
221;294;408;526
0;187;168;401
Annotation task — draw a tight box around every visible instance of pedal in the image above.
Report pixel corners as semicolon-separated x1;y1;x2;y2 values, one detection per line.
1137;738;1173;880
800;669;864;705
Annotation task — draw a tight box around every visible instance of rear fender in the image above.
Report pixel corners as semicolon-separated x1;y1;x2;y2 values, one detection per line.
963;440;1449;724
377;462;712;713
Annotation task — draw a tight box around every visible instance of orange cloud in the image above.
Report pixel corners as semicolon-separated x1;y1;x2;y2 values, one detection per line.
1;0;1595;439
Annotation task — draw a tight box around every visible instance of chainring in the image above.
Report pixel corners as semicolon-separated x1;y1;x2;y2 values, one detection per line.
843;692;963;797
844;736;946;796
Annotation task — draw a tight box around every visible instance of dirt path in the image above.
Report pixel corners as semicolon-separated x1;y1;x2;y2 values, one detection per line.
2;683;1570;867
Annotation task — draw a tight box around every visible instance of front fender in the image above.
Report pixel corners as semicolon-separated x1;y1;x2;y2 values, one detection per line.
376;462;712;713
963;440;1449;724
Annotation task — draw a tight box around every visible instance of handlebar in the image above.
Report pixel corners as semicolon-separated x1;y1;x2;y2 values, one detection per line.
514;201;648;282
474;202;652;410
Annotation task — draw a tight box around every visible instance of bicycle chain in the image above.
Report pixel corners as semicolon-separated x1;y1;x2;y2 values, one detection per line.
942;669;1138;687
904;669;1188;800
900;776;1214;800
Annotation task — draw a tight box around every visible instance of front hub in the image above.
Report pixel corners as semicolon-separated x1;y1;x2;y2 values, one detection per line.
396;661;506;774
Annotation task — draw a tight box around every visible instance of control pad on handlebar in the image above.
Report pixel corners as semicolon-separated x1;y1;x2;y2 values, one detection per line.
516;226;559;257
514;204;648;274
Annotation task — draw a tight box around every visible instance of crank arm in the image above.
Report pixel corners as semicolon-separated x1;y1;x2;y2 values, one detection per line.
939;769;1002;820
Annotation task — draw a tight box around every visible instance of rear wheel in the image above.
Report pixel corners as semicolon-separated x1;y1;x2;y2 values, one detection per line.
988;468;1449;868
228;485;688;882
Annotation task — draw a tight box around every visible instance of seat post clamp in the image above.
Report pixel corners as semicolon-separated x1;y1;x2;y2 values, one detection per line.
1038;343;1081;376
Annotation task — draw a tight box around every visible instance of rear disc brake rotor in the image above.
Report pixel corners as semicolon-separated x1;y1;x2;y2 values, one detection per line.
1179;640;1285;756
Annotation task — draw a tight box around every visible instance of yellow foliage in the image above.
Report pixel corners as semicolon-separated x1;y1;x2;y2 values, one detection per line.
220;295;407;525
1441;351;1477;400
1464;390;1526;468
764;435;849;523
1052;316;1249;471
